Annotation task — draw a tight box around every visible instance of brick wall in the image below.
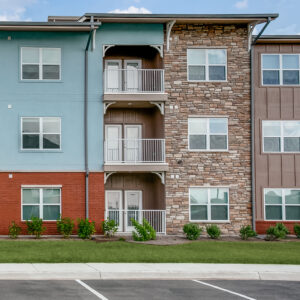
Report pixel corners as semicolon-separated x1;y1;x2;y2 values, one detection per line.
164;24;251;235
0;172;104;235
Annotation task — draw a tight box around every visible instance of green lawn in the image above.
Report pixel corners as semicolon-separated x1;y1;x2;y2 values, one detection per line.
0;240;299;264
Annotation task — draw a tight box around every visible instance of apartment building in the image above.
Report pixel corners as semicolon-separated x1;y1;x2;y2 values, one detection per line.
0;13;281;235
253;35;300;233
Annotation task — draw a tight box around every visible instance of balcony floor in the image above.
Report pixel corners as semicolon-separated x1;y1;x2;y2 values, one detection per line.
104;163;168;172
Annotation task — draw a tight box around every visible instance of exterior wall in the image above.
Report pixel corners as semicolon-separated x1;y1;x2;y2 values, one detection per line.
253;43;300;233
105;173;165;210
0;172;104;235
164;24;251;235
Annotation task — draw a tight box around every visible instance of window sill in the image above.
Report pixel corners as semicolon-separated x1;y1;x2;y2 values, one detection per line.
189;220;230;223
188;150;229;153
19;150;63;153
19;80;63;83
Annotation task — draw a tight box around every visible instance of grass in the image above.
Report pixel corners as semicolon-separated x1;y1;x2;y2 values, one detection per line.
0;240;299;264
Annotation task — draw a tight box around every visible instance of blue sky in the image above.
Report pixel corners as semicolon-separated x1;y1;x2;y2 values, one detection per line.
0;0;299;35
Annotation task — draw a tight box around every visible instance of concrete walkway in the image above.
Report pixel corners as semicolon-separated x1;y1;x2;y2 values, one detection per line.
0;263;299;280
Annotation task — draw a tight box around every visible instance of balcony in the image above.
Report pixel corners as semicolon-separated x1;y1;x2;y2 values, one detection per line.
104;138;168;172
105;209;166;234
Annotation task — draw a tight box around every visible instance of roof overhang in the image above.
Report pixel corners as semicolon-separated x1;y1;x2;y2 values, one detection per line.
255;35;300;44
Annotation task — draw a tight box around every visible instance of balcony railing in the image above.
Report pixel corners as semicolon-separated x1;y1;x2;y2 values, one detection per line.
104;139;165;164
104;69;164;93
105;210;166;234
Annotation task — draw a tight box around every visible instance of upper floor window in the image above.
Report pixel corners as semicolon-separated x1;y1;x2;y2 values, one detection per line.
188;118;228;151
189;187;229;222
187;49;227;81
262;54;300;85
21;117;61;150
22;187;61;221
262;120;300;153
21;47;61;80
264;189;300;221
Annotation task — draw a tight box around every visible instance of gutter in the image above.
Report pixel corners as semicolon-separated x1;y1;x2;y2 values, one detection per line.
250;17;272;231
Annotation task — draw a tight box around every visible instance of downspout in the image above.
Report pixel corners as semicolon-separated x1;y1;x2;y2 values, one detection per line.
84;18;94;219
250;17;271;231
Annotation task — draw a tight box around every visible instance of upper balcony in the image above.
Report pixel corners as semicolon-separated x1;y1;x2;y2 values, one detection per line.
103;45;167;104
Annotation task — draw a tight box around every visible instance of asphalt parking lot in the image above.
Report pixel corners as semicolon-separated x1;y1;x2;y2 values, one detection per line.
0;279;299;300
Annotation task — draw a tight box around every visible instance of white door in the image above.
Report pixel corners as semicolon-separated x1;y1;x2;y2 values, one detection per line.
124;125;142;162
105;125;122;162
124;60;141;92
125;190;142;231
105;190;123;231
105;60;122;92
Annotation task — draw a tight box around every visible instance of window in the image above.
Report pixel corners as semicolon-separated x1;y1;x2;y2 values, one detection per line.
21;47;61;80
187;49;227;81
21;117;61;150
188;118;228;151
22;187;61;221
262;54;300;85
189;187;229;222
264;189;300;221
262;121;300;153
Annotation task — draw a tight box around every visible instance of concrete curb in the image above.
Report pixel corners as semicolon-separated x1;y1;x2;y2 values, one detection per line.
0;263;299;280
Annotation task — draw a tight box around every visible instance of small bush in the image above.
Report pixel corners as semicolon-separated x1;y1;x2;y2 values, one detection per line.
294;224;300;238
8;221;21;239
239;225;256;240
206;224;221;239
131;218;156;241
183;223;202;240
119;237;126;242
77;219;96;239
26;217;46;239
101;219;118;238
266;223;289;241
56;217;74;238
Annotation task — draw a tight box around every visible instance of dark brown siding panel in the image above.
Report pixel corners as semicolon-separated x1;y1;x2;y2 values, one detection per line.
294;89;300;119
282;155;295;187
295;156;300;186
267;88;280;119
268;155;282;187
281;88;294;119
255;88;267;118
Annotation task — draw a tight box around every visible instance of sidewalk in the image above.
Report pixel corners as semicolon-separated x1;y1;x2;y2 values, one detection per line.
0;263;299;280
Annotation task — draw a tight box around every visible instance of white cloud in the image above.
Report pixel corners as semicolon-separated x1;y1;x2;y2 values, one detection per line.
109;6;151;14
234;0;248;9
0;0;37;21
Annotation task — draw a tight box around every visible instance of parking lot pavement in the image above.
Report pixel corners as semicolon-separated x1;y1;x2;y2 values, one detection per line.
0;279;299;299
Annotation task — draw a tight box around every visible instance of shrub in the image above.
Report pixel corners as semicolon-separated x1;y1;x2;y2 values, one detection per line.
266;223;289;241
119;237;126;242
131;218;156;241
239;225;256;240
206;224;221;239
56;217;74;238
26;217;46;239
183;223;202;240
101;219;118;238
8;221;21;239
294;224;300;238
77;218;96;239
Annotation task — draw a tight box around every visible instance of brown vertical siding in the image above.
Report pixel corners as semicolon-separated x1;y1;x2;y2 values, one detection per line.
254;44;300;228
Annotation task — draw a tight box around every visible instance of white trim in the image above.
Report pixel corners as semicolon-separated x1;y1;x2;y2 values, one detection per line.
262;120;300;153
188;117;228;151
187;48;227;82
21;47;61;81
261;53;300;86
189;187;230;222
21;186;62;221
264;188;300;221
22;185;62;188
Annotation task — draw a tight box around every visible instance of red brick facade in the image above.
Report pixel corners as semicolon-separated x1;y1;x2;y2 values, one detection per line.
0;172;104;235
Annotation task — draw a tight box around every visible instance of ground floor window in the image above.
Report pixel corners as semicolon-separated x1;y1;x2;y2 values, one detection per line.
21;186;61;221
264;188;300;221
189;187;229;221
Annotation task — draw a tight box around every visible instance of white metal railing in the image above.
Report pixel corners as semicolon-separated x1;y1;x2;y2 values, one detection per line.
105;210;166;234
104;138;165;163
104;69;164;93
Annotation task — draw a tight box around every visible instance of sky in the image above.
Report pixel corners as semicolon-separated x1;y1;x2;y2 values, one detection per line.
0;0;299;35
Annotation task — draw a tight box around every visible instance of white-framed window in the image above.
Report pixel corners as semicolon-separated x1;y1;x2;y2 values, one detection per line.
264;188;300;221
262;54;300;85
189;187;229;222
21;117;61;150
187;49;227;81
21;187;61;221
262;120;300;153
188;118;228;151
21;47;61;80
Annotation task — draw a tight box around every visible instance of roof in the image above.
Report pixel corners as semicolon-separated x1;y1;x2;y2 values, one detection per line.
254;35;300;44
